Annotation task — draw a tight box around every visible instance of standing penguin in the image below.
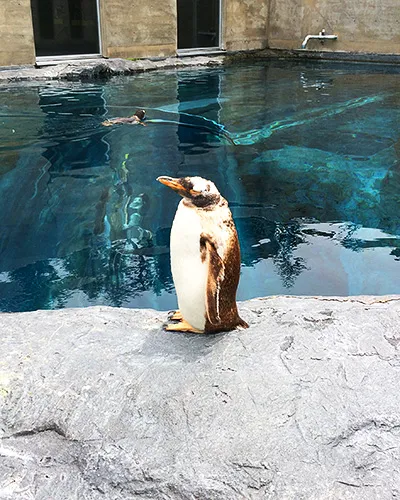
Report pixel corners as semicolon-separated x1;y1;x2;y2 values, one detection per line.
157;175;248;333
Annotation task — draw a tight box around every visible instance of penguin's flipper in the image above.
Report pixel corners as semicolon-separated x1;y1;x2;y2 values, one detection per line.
200;234;225;326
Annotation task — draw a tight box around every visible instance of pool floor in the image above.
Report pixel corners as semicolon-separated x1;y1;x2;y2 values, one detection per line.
0;60;399;312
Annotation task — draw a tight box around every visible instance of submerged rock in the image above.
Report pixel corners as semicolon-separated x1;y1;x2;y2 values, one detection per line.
0;296;400;499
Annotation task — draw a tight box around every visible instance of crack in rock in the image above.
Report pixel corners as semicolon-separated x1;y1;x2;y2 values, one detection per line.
329;418;400;447
2;423;69;441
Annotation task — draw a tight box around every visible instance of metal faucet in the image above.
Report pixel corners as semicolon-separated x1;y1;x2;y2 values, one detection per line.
301;29;338;49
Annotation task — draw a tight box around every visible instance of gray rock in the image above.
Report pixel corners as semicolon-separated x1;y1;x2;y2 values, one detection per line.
1;296;400;499
0;56;224;83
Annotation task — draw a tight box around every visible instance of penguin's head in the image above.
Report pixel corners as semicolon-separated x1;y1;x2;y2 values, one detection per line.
157;175;221;208
134;109;146;121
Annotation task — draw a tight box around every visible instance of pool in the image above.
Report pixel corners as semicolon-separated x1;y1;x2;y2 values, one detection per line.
0;60;399;312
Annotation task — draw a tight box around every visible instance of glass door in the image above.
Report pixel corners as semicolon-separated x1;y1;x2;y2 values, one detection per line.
31;0;100;57
177;0;220;49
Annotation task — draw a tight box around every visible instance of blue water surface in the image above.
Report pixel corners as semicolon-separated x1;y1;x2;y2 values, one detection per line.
0;60;399;312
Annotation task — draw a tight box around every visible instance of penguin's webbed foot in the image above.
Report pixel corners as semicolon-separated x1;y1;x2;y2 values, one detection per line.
168;310;183;321
164;319;203;333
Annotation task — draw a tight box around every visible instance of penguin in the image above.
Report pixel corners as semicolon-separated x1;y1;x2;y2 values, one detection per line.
157;175;248;333
102;109;146;127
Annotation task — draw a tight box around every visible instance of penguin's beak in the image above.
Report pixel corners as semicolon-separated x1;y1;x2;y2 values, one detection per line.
157;176;194;197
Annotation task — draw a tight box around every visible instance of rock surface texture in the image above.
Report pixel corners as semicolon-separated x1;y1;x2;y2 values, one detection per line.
0;296;400;499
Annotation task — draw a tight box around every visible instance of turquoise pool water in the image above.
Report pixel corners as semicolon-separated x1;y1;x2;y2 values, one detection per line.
0;61;399;312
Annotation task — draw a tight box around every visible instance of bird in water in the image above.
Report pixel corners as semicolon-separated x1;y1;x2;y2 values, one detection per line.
102;109;146;127
157;175;248;333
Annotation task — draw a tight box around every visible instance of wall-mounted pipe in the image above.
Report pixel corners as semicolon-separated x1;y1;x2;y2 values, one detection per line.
301;29;338;49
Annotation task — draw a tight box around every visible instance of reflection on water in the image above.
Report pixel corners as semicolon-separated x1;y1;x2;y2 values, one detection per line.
0;61;399;312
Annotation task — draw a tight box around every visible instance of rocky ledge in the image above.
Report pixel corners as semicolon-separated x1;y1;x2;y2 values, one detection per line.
1;50;399;84
0;56;224;83
1;295;400;499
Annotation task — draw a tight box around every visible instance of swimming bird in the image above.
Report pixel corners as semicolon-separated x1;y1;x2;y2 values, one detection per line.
157;175;248;333
102;109;146;127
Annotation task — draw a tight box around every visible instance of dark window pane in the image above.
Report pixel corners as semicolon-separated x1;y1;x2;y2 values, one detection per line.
178;0;220;49
31;0;99;56
37;0;54;40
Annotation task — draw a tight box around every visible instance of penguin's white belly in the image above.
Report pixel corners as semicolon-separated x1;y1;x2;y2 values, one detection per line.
170;202;207;330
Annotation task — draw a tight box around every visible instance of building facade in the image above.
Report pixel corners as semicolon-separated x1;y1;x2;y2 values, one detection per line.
0;0;399;67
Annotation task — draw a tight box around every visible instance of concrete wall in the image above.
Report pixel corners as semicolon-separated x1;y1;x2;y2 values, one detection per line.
223;0;269;51
0;0;35;66
99;0;177;58
100;0;270;58
269;0;400;54
1;0;399;67
0;0;269;66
